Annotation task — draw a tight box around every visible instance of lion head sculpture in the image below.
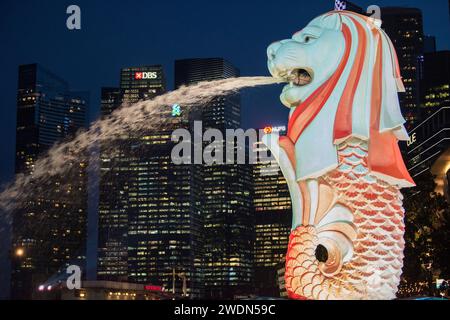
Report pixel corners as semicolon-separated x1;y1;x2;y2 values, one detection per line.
265;10;414;188
263;11;415;300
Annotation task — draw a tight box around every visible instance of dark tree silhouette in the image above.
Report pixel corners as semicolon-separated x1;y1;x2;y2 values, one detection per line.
401;170;450;297
403;172;450;294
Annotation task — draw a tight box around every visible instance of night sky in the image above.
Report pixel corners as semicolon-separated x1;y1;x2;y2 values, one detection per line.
0;0;449;186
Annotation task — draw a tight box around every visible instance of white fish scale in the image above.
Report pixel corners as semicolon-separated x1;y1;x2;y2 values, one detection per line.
324;139;404;299
285;139;405;300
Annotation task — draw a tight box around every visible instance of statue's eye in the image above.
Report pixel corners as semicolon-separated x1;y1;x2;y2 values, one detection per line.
303;35;317;43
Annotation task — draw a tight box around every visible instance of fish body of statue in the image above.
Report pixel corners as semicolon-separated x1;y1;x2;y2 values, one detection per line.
263;11;415;300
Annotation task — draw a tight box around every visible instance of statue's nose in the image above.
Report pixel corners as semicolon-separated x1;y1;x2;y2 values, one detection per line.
267;41;282;62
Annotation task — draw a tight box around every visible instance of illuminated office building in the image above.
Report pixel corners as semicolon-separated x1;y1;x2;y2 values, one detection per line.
120;66;166;103
98;65;204;297
97;86;127;281
421;51;450;111
175;58;254;299
276;259;287;299
382;7;424;129
252;126;291;297
100;87;122;117
406;51;450;198
12;63;89;299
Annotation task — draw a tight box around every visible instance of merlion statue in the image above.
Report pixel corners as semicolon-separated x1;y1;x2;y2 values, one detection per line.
263;10;415;300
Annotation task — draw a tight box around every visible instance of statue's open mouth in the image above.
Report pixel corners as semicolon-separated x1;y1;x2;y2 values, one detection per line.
278;68;313;87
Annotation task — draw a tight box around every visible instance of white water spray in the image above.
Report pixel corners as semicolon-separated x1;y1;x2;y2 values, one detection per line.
0;76;280;222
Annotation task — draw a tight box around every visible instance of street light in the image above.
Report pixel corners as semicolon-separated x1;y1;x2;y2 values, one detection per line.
15;248;24;257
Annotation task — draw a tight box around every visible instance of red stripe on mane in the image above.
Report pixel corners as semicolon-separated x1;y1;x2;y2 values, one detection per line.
367;29;415;186
287;24;352;144
333;16;367;142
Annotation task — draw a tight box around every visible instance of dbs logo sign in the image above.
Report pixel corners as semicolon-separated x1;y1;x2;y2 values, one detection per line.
135;72;158;80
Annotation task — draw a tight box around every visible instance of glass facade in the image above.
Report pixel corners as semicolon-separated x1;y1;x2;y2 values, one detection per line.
382;7;424;129
98;66;204;297
12;64;89;299
252;129;291;297
175;58;254;299
421;52;450;110
407;51;450;195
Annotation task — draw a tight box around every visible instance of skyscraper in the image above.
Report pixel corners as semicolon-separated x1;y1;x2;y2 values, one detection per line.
120;66;166;103
253;126;291;297
12;63;89;299
407;51;450;196
97;86;127;281
175;58;254;299
421;51;450;110
98;66;166;282
100;87;122;117
382;7;424;129
98;65;205;297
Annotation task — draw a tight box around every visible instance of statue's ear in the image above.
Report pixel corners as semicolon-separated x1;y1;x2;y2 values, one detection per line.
319;14;342;31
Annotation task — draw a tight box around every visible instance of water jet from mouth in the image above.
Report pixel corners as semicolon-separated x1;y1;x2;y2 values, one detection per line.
0;76;280;229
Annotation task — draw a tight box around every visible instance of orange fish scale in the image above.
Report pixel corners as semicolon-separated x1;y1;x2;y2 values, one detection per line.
285;141;405;300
